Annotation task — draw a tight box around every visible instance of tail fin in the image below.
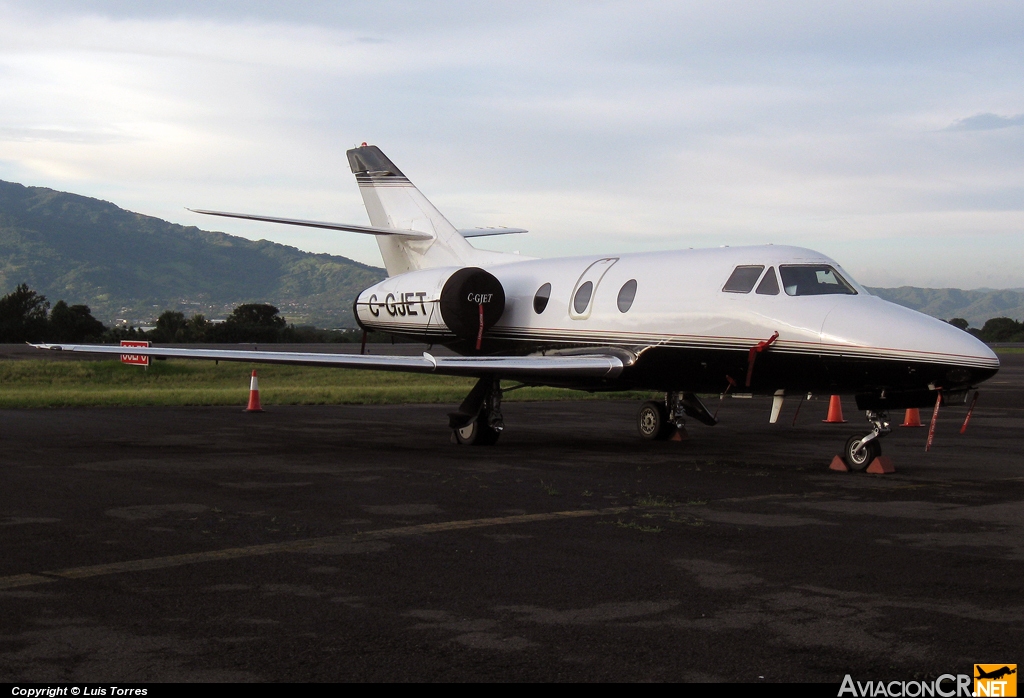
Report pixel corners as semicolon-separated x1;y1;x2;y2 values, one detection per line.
348;145;479;275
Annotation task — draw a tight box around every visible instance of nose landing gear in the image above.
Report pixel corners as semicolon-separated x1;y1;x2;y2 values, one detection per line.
844;410;890;471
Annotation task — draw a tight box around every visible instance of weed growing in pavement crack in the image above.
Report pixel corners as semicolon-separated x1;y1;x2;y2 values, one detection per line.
540;480;561;496
598;518;662;533
634;493;671;507
670;512;706;526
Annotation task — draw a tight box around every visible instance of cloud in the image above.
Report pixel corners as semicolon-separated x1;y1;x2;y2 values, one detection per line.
945;113;1024;131
0;1;1022;289
0;126;131;144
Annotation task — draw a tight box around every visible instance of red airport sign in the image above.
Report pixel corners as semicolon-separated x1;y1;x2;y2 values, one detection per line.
120;340;150;366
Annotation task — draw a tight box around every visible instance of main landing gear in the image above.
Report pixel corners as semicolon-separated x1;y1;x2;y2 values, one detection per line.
844;410;891;470
637;400;674;440
637;392;718;440
449;376;503;445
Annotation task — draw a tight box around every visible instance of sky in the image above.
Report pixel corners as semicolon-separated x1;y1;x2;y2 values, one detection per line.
0;1;1022;289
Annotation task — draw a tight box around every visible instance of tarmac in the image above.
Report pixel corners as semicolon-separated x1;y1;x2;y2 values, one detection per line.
0;352;1021;682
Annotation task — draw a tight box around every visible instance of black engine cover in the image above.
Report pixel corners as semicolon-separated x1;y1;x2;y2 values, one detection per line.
439;267;505;341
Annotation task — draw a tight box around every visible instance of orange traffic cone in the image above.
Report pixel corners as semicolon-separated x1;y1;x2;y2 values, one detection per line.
245;370;264;412
822;395;846;423
900;408;924;427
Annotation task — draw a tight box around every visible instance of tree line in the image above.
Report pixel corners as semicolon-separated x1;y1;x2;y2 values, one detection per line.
947;317;1024;343
0;284;366;344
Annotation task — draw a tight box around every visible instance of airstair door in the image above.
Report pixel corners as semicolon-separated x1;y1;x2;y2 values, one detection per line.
569;258;619;320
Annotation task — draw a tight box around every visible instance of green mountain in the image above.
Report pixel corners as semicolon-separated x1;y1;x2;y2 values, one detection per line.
867;287;1024;328
0;180;386;327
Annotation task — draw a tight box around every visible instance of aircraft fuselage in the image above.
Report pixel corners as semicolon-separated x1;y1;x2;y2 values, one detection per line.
355;244;998;409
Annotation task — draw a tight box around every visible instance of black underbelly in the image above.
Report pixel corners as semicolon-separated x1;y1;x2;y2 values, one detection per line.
405;333;998;399
604;346;996;400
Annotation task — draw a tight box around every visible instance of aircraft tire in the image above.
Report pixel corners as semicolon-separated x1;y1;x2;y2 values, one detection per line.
844;433;881;471
637;400;672;440
453;418;501;446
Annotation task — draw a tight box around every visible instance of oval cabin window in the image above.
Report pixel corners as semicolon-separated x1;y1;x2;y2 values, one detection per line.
533;283;552;314
617;279;637;312
573;281;594;314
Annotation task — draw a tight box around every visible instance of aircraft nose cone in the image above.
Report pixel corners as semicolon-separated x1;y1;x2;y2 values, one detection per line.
820;297;999;386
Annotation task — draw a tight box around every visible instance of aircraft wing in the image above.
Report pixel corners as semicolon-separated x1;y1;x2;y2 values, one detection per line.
30;344;624;381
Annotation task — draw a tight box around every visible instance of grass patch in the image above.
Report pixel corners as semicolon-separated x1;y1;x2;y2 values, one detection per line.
612;519;663;533
539;480;562;496
634;493;672;508
669;513;706;526
598;518;663;533
0;359;659;408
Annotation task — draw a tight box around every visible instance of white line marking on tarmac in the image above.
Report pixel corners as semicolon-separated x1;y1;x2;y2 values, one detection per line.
0;507;630;590
0;574;58;590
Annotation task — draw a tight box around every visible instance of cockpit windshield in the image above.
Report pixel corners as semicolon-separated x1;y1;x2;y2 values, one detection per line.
779;265;857;296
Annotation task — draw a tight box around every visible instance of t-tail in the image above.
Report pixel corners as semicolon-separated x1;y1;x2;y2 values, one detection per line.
189;144;524;277
347;144;481;275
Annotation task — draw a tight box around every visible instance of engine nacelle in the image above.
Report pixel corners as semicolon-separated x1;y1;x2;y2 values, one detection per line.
354;266;505;343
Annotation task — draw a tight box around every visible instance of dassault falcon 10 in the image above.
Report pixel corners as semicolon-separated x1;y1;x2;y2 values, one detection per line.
35;144;999;467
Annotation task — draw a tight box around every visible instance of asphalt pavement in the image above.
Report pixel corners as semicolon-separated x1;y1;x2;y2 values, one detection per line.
0;354;1021;682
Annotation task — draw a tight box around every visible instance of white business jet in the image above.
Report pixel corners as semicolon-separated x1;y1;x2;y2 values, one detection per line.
35;145;999;468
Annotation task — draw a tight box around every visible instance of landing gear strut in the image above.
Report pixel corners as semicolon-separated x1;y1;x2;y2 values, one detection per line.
450;376;503;446
844;410;890;470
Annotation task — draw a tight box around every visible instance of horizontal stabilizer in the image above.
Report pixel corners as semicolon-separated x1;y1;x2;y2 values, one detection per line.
187;209;433;239
31;344;624;381
458;227;528;238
